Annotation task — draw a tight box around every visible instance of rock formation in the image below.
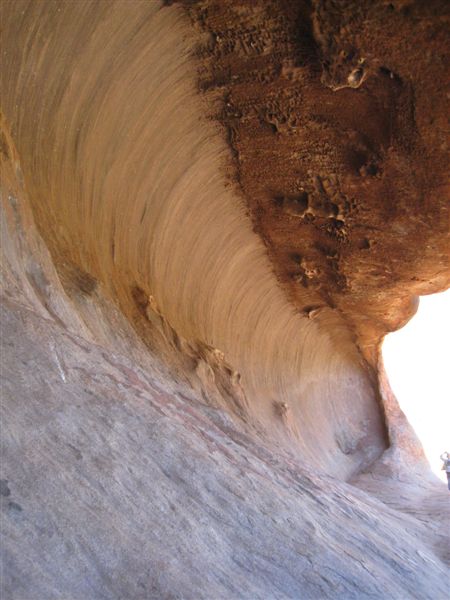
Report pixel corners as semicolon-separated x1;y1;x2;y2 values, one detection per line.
1;1;449;598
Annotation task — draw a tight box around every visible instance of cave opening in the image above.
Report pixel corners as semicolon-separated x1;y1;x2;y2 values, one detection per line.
382;289;450;482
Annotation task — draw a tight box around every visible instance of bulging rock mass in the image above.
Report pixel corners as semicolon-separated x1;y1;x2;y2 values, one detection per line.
1;1;449;598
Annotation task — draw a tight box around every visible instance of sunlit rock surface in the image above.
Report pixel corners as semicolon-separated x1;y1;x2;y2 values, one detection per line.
1;1;449;598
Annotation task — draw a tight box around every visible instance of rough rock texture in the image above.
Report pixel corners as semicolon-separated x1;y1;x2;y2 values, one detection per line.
181;0;450;360
1;1;449;598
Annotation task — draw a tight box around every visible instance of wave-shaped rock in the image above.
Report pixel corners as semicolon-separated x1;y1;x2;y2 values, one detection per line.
1;1;449;598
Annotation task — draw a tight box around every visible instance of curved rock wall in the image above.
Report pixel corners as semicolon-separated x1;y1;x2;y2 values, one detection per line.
1;1;450;598
1;0;391;477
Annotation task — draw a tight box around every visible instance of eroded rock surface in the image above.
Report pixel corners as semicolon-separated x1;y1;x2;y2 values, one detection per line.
182;0;450;359
1;1;449;598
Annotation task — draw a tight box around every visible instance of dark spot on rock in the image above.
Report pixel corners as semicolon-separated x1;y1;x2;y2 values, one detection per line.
379;66;402;84
132;285;149;315
0;479;11;497
0;131;10;160
73;269;97;295
330;271;348;291
349;150;370;173
27;262;50;293
67;444;83;461
8;501;22;513
340;48;356;63
266;122;278;134
332;219;345;229
358;238;372;250
315;242;338;259
303;305;315;313
273;195;284;207
61;262;97;296
330;202;339;216
359;160;380;177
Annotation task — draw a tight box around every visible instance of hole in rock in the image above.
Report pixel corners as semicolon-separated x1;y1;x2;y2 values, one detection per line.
382;289;450;482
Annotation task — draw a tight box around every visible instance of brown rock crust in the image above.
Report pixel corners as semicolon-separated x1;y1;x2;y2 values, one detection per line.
182;0;450;361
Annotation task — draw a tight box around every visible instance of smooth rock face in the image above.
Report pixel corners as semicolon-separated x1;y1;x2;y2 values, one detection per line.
2;300;449;600
1;1;449;598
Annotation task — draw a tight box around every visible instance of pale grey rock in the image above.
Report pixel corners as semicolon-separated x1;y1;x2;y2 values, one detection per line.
1;299;448;599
